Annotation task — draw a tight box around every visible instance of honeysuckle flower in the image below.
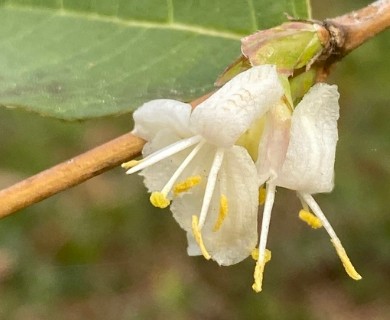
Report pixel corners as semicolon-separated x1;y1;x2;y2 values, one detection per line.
123;65;284;266
251;83;362;292
123;64;361;292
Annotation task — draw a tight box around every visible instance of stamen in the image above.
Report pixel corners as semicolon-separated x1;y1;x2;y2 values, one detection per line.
252;183;276;293
252;263;265;293
251;248;272;262
149;141;205;208
191;215;211;260
331;239;362;280
297;193;310;212
150;192;170;209
174;176;202;195
158;140;205;196
121;159;142;170
299;193;362;281
212;195;228;232
299;209;323;229
258;185;266;205
198;149;225;229
125;135;203;174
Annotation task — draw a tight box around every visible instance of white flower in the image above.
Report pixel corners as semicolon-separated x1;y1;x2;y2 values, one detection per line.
124;65;361;292
123;65;284;266
251;83;362;292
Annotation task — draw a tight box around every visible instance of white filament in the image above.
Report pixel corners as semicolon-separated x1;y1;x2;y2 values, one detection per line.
126;135;202;174
198;148;225;229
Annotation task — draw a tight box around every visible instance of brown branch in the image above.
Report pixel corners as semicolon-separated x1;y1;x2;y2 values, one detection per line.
0;0;389;219
0;133;145;219
326;0;390;57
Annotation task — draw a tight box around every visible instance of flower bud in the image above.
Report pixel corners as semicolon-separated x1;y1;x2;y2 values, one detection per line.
242;22;327;73
216;22;329;87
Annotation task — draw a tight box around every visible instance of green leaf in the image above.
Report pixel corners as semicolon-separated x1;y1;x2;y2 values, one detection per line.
0;0;310;120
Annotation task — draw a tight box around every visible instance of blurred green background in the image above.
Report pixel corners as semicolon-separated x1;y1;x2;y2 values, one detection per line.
0;0;389;319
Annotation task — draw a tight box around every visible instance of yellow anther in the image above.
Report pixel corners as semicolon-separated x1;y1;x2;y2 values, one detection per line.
213;195;228;232
331;239;362;280
121;159;141;170
299;209;323;229
265;249;272;263
191;215;211;260
252;262;265;293
258;186;266;205
251;248;259;260
173;176;202;195
252;249;272;293
251;248;271;263
150;192;170;209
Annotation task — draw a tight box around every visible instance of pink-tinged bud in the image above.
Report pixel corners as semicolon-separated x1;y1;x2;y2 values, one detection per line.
216;22;329;87
242;22;327;73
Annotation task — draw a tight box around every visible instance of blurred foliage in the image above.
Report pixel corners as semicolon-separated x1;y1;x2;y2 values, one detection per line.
0;0;389;319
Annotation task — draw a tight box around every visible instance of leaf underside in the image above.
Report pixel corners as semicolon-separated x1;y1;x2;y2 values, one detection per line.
0;0;309;120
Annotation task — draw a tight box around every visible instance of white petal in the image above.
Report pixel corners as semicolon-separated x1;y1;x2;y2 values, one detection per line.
206;146;259;265
173;146;259;266
256;102;291;185
190;65;283;147
275;83;340;193
132;99;193;140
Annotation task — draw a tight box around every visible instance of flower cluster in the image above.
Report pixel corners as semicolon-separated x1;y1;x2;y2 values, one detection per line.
123;65;361;292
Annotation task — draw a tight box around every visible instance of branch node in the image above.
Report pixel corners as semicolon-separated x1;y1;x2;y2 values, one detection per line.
322;20;346;58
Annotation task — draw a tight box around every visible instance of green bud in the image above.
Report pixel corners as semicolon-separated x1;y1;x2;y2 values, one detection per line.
289;69;317;104
216;22;329;87
242;22;326;74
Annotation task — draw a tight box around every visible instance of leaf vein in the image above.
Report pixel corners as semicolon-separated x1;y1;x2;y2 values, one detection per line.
1;5;242;40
